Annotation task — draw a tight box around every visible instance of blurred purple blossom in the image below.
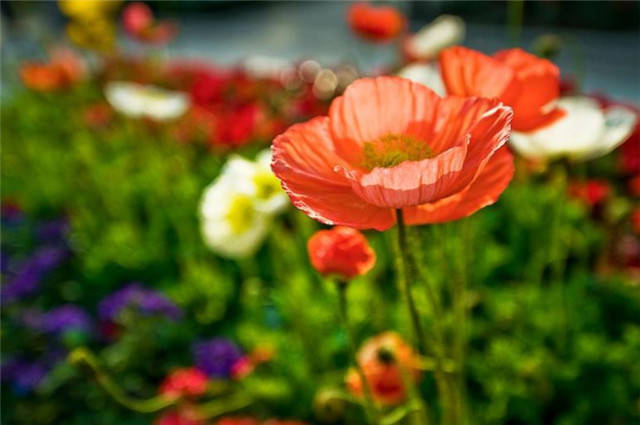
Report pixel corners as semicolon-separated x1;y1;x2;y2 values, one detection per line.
1;246;69;304
20;305;93;336
193;338;244;378
1;358;50;394
98;283;182;321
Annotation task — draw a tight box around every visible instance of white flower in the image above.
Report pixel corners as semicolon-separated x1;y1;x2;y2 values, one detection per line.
404;15;465;61
199;179;271;259
220;150;289;214
198;150;288;259
509;97;637;161
104;81;189;121
397;63;445;96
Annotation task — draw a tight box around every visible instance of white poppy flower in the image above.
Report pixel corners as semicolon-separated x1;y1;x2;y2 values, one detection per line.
397;63;445;96
404;15;465;61
104;81;189;121
221;150;289;214
199;179;271;259
509;97;637;161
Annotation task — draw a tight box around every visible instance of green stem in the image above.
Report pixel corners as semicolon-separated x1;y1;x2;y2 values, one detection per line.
68;348;176;413
550;162;571;355
394;209;427;355
337;283;380;424
507;0;525;47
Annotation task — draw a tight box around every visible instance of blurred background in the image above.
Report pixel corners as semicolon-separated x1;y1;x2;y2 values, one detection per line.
2;1;639;101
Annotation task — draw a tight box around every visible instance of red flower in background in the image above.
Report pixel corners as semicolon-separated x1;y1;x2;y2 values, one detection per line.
568;179;611;207
307;226;376;281
346;332;421;405
348;2;405;43
122;2;176;44
272;76;514;230
440;46;565;132
159;368;209;399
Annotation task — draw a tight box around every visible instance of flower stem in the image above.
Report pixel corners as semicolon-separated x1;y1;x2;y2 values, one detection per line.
337;283;380;424
394;209;427;355
68;347;176;413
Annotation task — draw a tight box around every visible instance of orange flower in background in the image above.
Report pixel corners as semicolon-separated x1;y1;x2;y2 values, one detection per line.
272;76;514;230
347;2;405;43
308;226;376;280
159;368;209;399
122;2;176;44
19;48;86;92
346;332;421;405
440;46;565;132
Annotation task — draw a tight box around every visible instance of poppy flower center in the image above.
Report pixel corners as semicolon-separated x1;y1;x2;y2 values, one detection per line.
361;134;433;169
226;194;255;233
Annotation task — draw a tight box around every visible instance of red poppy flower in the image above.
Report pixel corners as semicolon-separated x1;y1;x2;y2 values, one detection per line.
440;46;565;132
307;226;376;280
347;2;405;43
122;2;176;44
271;76;514;230
346;332;421;405
568;179;611;206
159;368;208;399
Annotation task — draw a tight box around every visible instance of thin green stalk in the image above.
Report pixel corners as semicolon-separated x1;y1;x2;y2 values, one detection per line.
507;0;524;47
394;209;427;355
337;283;380;424
68;348;176;413
550;162;571;355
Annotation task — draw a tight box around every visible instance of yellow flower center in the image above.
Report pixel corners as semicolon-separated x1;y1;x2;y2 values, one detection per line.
252;171;281;200
361;134;433;170
226;194;255;234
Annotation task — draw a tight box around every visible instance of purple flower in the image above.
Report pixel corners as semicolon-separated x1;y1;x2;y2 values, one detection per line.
1;358;49;394
1;246;68;304
98;283;182;322
20;305;93;336
193;338;244;378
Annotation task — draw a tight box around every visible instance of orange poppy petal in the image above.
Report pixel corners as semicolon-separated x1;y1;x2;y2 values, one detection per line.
440;46;520;103
403;146;514;224
272;116;352;184
272;117;395;230
493;48;563;132
335;100;512;209
336;144;468;208
329;77;443;164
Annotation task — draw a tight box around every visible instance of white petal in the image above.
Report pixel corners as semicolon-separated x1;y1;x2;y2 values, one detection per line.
510;97;611;160
104;81;189;121
579;105;637;160
397;63;445;97
405;15;465;60
104;81;146;117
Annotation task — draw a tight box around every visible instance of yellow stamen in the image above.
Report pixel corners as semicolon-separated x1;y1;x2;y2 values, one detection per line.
361;134;433;170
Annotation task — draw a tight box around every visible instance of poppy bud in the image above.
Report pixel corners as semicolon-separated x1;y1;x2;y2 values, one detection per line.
307;226;376;281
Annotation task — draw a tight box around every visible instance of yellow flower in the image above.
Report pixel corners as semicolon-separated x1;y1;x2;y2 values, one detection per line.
66;17;116;52
59;0;122;51
58;0;122;20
